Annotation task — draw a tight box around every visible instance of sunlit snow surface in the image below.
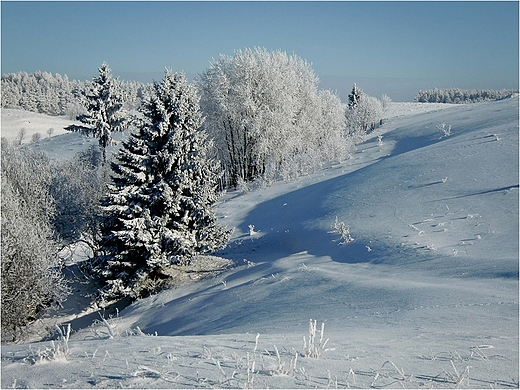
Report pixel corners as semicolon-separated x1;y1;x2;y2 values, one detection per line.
1;98;518;388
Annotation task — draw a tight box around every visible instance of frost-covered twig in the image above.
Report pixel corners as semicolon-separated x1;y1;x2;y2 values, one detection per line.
246;352;256;388
98;311;115;338
444;360;471;387
302;319;334;358
254;333;260;353
132;365;180;383
55;323;71;355
437;122;452;137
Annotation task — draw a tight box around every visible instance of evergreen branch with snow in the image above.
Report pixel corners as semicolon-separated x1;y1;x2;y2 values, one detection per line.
94;69;231;301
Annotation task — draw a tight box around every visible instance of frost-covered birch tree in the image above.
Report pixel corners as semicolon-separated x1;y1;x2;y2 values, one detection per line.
197;47;347;188
66;63;127;162
97;70;230;300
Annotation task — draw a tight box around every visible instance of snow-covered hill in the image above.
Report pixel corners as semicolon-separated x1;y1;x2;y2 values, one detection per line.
1;98;518;388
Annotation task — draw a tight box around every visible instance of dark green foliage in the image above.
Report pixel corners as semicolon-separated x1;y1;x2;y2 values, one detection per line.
97;70;230;300
65;63;127;162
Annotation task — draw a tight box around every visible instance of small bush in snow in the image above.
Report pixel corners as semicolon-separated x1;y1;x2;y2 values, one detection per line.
23;324;71;364
301;319;334;358
270;345;290;376
331;216;354;245
437;122;452;137
16;128;26;145
31;132;42;143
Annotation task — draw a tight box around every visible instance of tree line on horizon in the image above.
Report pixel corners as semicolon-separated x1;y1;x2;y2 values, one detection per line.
1;70;148;118
414;87;518;104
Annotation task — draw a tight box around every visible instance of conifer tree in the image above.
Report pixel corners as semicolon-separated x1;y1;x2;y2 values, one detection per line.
348;83;363;109
66;62;126;162
97;70;230;299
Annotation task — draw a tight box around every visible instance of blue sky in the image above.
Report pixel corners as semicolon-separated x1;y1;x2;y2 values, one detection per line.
2;1;518;101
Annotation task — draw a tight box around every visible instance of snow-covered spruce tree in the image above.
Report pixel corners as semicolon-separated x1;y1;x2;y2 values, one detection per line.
97;70;230;300
66;62;127;162
347;83;363;109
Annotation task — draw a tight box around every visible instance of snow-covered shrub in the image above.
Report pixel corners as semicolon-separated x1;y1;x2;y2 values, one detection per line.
23;324;71;364
1;140;69;341
380;93;392;113
31;132;42;143
270;345;290;376
331;216;354;245
16;128;27;145
301;319;333;358
345;84;385;137
50;144;108;251
437;122;452;137
96;70;231;300
89;310;128;339
197;47;347;188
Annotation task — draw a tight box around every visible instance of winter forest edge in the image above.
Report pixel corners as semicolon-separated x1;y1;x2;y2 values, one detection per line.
1;49;392;342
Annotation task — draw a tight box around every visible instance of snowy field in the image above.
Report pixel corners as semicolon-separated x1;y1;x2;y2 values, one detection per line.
1;97;518;388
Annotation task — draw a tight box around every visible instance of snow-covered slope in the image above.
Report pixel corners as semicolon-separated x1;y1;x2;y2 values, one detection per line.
0;108;99;160
1;98;518;388
1;108;73;142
